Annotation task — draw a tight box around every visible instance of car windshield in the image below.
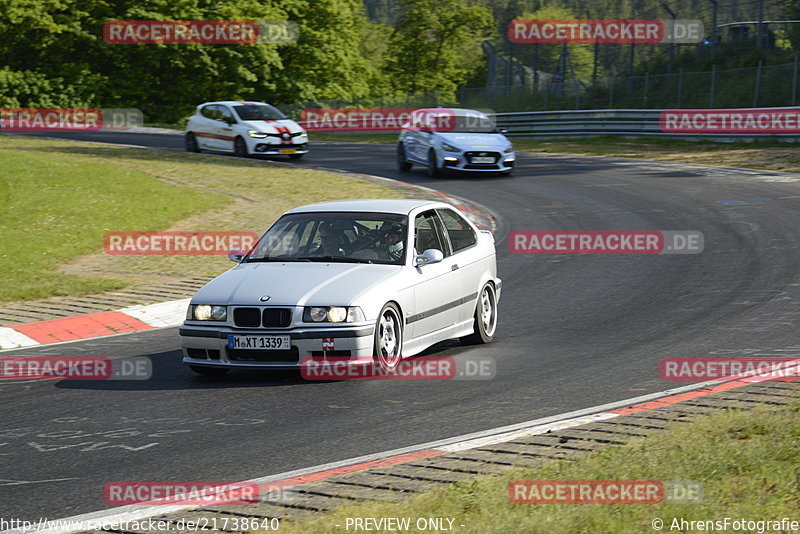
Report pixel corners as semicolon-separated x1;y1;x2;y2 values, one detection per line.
233;104;288;121
245;212;408;265
444;113;498;133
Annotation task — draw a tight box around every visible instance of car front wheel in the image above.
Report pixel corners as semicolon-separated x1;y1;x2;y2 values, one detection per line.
185;132;200;153
427;148;442;177
397;144;412;171
233;136;249;157
460;283;497;345
374;303;403;372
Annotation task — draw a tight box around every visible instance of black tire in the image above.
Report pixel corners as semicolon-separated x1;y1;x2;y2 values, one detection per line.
233;136;249;157
189;365;230;376
427;148;442;177
397;144;412;171
185;132;200;153
289;153;304;160
373;303;403;372
460;283;498;345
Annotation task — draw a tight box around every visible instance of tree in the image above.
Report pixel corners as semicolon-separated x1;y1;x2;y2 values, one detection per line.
269;0;377;104
383;0;495;100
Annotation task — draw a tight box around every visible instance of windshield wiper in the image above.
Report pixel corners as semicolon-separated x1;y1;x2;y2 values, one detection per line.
295;256;373;264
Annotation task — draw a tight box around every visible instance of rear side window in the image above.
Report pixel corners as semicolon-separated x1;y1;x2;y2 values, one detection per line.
437;208;476;253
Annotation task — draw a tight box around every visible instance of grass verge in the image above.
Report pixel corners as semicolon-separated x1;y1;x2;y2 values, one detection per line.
274;399;800;533
0;135;399;304
309;132;800;174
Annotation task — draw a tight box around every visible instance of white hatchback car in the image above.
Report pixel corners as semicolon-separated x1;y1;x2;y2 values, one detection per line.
180;199;501;375
185;101;308;158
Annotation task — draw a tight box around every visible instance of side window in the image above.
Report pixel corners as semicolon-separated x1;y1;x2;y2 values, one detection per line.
200;105;217;120
414;210;449;256
217;105;234;123
437;208;477;253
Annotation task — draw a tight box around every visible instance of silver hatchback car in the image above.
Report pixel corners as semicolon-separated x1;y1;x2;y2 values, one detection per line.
180;199;500;375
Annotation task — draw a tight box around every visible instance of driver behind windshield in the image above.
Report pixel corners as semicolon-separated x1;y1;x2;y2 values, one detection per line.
313;222;347;256
379;223;405;261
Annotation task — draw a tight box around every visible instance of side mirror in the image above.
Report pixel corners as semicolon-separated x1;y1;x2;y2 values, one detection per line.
415;249;443;267
228;248;244;263
224;117;237;126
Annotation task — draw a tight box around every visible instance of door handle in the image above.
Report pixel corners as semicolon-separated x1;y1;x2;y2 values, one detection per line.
451;264;459;271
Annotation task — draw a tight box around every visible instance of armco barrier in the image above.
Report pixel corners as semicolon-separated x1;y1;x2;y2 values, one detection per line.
493;108;800;141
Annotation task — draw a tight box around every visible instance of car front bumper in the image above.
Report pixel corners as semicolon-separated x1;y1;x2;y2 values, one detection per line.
441;152;515;173
248;139;309;155
180;323;374;370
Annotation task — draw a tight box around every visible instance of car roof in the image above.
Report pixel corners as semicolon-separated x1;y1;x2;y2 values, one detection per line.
286;199;450;215
197;101;275;108
411;107;489;117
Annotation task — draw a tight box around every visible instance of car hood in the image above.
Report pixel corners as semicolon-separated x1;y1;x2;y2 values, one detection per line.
436;132;512;151
192;262;399;306
240;119;304;134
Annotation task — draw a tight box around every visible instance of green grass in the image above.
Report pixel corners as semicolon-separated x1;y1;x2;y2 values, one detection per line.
274;399;800;533
0;135;400;304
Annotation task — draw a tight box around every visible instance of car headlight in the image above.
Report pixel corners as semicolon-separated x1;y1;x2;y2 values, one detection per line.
303;306;365;323
504;147;514;153
192;305;227;321
441;143;460;152
248;130;268;138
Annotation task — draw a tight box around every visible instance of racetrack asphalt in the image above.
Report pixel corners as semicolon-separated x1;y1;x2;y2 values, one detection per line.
3;131;800;522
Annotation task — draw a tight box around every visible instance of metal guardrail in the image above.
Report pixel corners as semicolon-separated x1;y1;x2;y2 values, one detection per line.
493;108;800;141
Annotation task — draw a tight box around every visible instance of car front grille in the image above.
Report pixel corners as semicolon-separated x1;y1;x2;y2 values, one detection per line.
228;347;299;362
233;307;261;328
263;308;292;327
464;151;501;165
233;307;293;328
255;143;308;150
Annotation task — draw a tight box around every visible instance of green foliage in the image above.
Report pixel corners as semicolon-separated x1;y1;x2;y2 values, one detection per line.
0;0;389;123
383;0;495;101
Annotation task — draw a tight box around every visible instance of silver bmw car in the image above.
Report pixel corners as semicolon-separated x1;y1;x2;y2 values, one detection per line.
180;199;501;375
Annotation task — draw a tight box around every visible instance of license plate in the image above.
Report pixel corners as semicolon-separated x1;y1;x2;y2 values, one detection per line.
279;148;297;154
470;156;495;164
228;335;290;350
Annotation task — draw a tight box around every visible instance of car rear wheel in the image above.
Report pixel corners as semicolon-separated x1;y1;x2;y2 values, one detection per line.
460;283;497;345
374;303;403;372
185;132;200;153
233;136;249;157
427;149;442;177
189;365;229;376
397;144;412;171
